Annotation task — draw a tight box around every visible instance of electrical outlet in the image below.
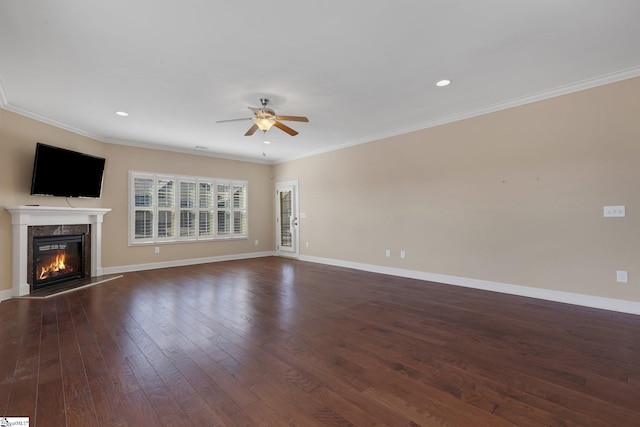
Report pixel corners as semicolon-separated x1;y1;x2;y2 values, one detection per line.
385;249;391;258
400;250;406;259
254;240;259;246
306;242;309;248
154;246;160;254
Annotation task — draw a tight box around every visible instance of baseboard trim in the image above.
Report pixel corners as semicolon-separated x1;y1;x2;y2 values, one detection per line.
0;288;12;302
103;251;276;275
12;253;637;315
299;255;640;316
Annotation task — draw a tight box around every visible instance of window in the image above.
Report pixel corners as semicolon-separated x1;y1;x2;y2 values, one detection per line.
198;182;214;237
157;178;175;239
129;172;248;245
179;180;196;237
233;183;247;235
133;177;154;240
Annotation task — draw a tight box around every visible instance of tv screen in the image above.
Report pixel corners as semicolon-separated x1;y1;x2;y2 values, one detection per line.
30;143;106;198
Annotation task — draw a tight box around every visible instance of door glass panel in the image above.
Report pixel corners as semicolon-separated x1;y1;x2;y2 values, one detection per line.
279;190;292;248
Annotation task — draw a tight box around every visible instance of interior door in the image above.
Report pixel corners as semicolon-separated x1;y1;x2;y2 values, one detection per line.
276;181;299;258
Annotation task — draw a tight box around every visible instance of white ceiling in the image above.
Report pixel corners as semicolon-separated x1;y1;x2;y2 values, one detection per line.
1;1;640;164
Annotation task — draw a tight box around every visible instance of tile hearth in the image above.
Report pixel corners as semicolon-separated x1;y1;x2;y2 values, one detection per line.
21;274;123;299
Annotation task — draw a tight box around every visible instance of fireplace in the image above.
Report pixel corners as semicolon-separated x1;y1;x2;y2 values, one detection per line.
32;234;85;289
5;206;111;297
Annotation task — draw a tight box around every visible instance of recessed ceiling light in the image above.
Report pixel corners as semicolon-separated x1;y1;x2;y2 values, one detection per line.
115;111;129;117
436;79;451;87
263;140;271;144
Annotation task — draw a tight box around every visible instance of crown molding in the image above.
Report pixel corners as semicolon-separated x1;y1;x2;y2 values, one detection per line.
275;66;640;164
2;102;107;142
102;138;273;165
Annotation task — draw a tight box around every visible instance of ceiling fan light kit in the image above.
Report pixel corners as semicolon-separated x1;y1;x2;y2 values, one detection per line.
256;117;276;131
217;98;309;137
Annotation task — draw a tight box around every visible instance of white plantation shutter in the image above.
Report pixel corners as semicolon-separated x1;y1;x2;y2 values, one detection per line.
199;182;213;208
217;210;230;236
134;178;153;207
180;181;196;237
233;184;247;235
198;182;214;236
217;183;230;208
215;181;247;238
157;210;174;238
234;211;247;235
157;178;175;238
199;211;213;236
129;172;247;244
134;177;154;240
157;179;175;208
180;181;196;208
216;183;231;236
233;184;246;209
180;211;196;237
134;211;153;239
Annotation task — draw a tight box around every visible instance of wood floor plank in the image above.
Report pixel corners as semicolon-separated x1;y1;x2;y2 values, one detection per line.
34;299;66;427
2;256;640;426
125;351;195;426
66;293;129;427
0;300;41;415
3;300;42;421
56;297;100;427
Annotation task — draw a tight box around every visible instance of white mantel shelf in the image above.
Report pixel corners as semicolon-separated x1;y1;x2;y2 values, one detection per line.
5;205;111;297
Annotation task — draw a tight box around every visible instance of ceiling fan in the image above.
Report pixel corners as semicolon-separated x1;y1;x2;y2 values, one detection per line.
217;98;309;136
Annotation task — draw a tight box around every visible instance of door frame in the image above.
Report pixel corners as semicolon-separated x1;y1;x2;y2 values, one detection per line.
275;180;299;258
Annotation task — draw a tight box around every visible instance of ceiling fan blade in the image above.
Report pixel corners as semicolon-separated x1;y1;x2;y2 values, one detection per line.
216;117;252;123
244;123;259;136
276;115;309;122
273;121;298;136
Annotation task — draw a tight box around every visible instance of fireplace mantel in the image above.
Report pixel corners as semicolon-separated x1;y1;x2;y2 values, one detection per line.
5;205;111;296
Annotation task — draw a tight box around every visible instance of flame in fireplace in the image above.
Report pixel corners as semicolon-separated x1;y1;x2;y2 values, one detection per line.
39;252;74;280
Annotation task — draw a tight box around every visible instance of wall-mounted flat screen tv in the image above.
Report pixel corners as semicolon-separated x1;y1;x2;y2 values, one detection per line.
30;143;106;198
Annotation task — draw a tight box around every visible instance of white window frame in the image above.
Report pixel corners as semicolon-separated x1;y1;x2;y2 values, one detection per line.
129;171;248;245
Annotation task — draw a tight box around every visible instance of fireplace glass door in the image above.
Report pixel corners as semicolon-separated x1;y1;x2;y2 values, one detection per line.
33;234;85;289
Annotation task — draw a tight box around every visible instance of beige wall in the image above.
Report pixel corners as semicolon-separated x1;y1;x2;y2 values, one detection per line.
274;77;640;302
0;109;274;294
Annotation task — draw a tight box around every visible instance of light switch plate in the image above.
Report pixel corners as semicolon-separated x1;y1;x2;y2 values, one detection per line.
617;270;628;283
604;206;625;217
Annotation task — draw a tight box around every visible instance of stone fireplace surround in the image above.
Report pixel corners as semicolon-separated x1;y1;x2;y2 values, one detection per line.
6;206;111;297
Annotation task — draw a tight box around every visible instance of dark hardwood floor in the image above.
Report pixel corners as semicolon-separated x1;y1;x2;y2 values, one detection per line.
1;257;639;426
